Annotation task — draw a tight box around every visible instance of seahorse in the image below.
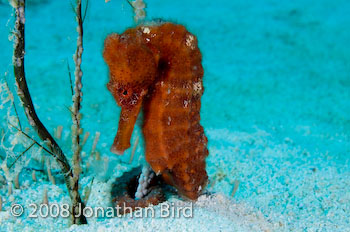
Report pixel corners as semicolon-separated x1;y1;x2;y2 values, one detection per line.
103;22;208;200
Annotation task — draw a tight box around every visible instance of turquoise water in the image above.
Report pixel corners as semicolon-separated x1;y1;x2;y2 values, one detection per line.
0;0;349;231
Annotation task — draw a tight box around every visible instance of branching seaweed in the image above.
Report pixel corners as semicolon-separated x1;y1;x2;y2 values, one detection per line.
127;0;146;23
10;0;87;225
70;0;87;225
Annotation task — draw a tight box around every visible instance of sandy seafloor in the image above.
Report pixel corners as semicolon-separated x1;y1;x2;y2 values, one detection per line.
0;0;349;231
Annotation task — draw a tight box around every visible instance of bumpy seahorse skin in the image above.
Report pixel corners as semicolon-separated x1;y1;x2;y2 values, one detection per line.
103;23;208;200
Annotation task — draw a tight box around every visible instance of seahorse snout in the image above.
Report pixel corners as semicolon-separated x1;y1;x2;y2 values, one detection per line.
110;99;143;155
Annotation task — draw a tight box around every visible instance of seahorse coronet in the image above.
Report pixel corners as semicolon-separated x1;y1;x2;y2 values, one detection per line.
103;22;209;200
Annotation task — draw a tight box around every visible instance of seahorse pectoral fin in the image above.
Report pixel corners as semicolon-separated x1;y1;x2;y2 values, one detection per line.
110;102;143;155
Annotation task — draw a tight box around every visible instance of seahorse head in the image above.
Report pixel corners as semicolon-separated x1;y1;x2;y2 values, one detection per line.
103;33;157;154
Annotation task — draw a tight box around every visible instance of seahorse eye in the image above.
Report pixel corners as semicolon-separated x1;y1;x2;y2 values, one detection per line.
117;87;129;97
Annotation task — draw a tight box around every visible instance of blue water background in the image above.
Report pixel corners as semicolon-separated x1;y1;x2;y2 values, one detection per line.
0;0;349;230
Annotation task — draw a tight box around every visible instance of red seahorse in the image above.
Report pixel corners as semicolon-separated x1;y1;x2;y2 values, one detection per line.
103;22;208;200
